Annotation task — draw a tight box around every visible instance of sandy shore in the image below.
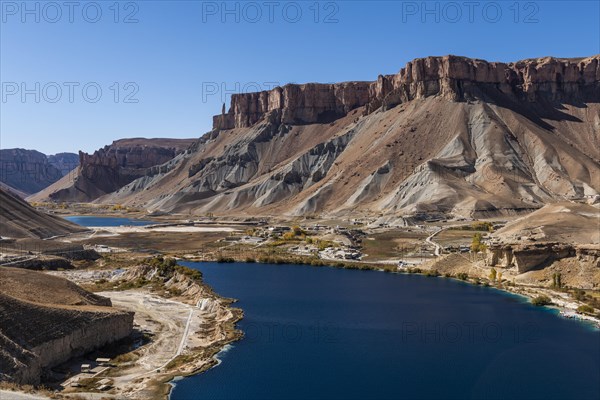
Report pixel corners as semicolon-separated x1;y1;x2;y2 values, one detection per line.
49;268;242;400
87;226;238;234
500;285;600;329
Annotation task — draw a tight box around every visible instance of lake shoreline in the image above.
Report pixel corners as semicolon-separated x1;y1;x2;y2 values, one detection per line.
169;259;600;400
180;256;600;330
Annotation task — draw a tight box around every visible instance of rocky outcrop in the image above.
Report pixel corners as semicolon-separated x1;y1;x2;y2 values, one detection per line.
576;246;600;269
214;82;372;130
47;152;79;177
0;149;64;195
0;268;134;385
487;243;580;273
76;141;187;193
30;138;196;203
214;55;600;130
0;293;133;384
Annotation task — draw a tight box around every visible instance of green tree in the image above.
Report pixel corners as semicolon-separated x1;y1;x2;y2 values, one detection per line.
552;273;562;288
532;295;552;306
457;272;469;281
489;268;497;282
577;305;594;314
471;233;487;253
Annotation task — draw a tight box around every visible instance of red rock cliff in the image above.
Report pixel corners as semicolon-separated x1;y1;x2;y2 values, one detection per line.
214;55;600;130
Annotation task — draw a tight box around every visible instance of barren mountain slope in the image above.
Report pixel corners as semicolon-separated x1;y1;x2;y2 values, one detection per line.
494;202;600;245
39;55;600;218
0;188;85;239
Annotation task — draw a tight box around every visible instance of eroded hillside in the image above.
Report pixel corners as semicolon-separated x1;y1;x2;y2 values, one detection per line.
33;55;600;218
0;267;133;384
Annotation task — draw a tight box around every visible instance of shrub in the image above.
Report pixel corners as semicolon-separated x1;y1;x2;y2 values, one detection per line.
292;225;305;236
456;272;469;281
282;232;296;240
577;305;595;314
471;233;487;253
552;272;562;288
573;290;587;301
531;295;552;306
471;221;494;232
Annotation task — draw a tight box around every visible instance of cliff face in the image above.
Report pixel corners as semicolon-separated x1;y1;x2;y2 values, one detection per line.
486;243;599;275
0;149;64;195
47;152;79;177
0;293;134;384
214;55;600;130
213;82;373;130
30;138;196;203
77;140;190;193
0;268;134;385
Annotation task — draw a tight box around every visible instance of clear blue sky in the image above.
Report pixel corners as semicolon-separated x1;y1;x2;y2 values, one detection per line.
1;0;599;154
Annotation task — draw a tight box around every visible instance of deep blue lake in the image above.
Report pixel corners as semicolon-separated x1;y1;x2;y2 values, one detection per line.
172;262;600;400
63;216;155;227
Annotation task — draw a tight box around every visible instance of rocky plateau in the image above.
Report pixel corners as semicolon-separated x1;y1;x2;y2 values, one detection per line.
30;55;600;220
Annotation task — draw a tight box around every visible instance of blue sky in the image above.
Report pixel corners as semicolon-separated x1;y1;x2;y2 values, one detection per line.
1;0;599;154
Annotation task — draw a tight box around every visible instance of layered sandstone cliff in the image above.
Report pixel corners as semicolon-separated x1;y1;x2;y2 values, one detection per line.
47;152;79;177
30;138;196;203
214;55;600;130
486;202;600;274
0;268;134;384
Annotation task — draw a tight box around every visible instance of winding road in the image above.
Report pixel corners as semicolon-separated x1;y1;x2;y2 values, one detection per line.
425;227;444;257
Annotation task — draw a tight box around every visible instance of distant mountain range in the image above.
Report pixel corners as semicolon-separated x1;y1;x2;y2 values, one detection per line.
30;55;600;219
0;149;79;196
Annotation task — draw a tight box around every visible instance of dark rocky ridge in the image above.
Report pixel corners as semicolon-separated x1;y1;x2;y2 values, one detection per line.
0;149;77;195
47;152;79;177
